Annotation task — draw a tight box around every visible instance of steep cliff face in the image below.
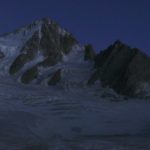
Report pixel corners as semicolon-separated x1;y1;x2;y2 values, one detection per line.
90;41;150;97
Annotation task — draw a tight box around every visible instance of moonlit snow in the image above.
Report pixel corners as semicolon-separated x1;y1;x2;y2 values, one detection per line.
0;18;150;150
0;76;150;149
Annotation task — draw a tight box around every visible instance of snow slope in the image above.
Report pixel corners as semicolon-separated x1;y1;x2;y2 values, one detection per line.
0;77;150;149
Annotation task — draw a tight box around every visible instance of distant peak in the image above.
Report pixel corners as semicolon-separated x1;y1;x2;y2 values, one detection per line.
41;17;52;22
27;17;53;28
113;40;125;47
40;17;53;25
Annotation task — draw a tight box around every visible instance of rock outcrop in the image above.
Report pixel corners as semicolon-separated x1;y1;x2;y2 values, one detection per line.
90;40;150;97
21;66;38;84
48;69;61;85
84;44;96;61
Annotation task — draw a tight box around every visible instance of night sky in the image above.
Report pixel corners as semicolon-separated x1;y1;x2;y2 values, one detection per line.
0;0;150;54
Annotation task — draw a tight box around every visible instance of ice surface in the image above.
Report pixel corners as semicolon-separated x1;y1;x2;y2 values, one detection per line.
0;78;150;149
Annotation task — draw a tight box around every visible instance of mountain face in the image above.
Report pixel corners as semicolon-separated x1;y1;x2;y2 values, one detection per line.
0;18;150;98
90;41;150;97
0;18;82;85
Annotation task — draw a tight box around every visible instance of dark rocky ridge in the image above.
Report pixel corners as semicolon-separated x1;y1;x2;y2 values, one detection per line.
84;44;96;61
89;40;150;97
21;66;38;84
48;69;61;85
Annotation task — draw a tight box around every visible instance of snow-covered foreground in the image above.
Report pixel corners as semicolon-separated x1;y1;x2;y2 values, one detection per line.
0;79;150;150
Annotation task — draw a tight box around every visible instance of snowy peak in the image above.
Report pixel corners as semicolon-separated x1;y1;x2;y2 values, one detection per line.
0;17;83;85
0;17;69;43
1;17;150;98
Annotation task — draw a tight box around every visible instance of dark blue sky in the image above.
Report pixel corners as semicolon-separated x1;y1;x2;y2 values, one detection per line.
0;0;150;53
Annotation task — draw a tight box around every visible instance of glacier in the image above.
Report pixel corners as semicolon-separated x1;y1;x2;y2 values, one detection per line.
0;75;150;149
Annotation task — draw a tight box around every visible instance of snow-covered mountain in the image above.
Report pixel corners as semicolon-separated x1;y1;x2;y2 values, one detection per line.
0;17;150;149
1;18;150;98
0;18;88;85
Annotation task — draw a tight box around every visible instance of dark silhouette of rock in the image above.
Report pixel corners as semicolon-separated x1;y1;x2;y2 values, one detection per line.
87;71;100;85
48;69;61;85
60;34;77;54
84;44;96;61
21;66;38;84
90;40;150;97
38;54;61;67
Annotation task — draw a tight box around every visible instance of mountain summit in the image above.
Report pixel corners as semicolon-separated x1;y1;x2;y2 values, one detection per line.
90;41;150;97
0;17;82;84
